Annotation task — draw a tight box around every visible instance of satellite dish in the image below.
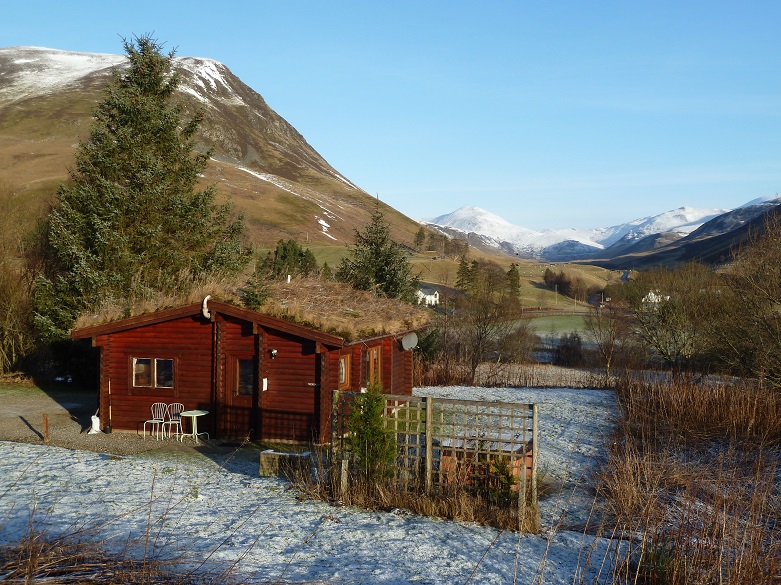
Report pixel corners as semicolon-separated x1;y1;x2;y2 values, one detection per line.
400;332;418;351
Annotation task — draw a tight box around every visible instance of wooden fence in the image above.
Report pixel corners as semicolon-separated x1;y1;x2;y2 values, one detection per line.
332;391;539;519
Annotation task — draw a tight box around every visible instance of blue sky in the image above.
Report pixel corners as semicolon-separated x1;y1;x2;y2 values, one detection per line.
4;1;781;229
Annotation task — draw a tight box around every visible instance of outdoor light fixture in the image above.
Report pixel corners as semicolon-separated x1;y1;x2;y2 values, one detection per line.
270;349;278;359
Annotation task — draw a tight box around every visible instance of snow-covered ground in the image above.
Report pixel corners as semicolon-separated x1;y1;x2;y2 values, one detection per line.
0;387;620;584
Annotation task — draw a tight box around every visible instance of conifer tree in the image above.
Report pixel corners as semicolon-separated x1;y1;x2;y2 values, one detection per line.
414;227;426;252
264;239;318;279
506;263;521;305
336;206;418;301
34;36;250;340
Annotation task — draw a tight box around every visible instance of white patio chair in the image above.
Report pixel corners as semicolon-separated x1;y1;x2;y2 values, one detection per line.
143;402;168;440
162;402;185;439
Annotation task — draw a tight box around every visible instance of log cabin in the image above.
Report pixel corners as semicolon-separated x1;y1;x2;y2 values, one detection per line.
71;297;421;443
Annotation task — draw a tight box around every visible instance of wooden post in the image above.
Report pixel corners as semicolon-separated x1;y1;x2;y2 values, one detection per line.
424;397;433;495
106;379;112;432
531;403;540;532
43;413;49;443
340;458;349;497
518;443;527;531
331;391;340;464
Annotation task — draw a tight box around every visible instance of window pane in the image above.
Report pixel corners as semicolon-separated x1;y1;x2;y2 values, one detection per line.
237;359;255;395
134;358;152;387
155;359;174;388
339;356;350;389
368;347;381;385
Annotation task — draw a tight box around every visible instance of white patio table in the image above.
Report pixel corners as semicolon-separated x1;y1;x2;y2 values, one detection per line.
179;410;209;444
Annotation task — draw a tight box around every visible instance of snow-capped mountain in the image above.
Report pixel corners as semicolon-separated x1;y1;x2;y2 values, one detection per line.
428;203;762;261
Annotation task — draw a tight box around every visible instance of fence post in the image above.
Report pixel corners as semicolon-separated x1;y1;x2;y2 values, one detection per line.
531;403;540;532
340;458;349;497
331;390;338;441
425;397;433;495
518;437;527;532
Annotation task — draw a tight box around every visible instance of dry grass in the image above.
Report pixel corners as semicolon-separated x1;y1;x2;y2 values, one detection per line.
414;357;604;389
615;376;781;445
0;530;194;584
262;278;431;341
73;277;431;341
72;278;243;330
596;377;781;584
288;450;539;533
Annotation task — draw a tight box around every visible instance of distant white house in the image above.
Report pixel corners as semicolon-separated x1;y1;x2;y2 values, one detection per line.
416;287;440;307
643;290;670;305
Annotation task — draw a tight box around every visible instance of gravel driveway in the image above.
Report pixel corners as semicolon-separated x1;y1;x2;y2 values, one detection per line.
0;383;242;457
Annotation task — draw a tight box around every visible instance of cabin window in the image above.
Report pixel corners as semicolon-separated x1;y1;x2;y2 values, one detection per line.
339;355;351;390
367;346;381;386
236;358;255;396
133;357;174;389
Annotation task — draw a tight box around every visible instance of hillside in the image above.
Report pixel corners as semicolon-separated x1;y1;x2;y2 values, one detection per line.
0;46;420;250
0;46;621;310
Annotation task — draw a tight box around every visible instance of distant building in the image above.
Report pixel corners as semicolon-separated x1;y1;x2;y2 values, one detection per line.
643;291;669;304
416;287;440;307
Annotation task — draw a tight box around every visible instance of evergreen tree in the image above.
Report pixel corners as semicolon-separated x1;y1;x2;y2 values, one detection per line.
456;256;472;293
336;207;418;301
33;36;250;340
266;239;318;279
414;227;426;252
321;261;334;281
239;263;270;311
506;263;521;304
346;382;396;481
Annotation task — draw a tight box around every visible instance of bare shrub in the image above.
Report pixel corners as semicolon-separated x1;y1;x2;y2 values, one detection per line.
598;377;781;584
290;448;539;533
615;376;781;445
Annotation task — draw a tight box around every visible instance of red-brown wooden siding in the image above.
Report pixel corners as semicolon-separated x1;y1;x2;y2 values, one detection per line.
216;315;257;440
81;302;415;443
260;329;319;442
97;315;214;435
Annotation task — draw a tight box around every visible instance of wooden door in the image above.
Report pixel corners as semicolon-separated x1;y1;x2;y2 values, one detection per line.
262;340;320;442
224;353;258;439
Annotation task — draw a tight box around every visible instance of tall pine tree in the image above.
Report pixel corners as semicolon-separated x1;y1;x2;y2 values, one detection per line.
34;36;250;340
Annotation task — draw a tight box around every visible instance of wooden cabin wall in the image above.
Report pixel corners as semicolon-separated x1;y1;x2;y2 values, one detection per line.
98;315;213;434
318;350;341;444
347;345;362;392
391;339;413;395
89;303;415;442
340;340;412;396
216;315;258;440
261;328;318;442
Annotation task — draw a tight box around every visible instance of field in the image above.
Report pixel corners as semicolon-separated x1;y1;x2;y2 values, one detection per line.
525;314;589;336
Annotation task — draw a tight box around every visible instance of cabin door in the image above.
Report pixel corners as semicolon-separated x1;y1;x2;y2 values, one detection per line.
224;353;259;439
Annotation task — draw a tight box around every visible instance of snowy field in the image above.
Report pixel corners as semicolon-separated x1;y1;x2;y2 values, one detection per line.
0;386;620;584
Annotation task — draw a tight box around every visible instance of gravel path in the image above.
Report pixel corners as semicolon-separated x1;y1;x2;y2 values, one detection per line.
0;383;244;457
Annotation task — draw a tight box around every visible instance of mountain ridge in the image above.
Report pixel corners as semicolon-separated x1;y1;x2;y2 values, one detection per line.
427;197;780;265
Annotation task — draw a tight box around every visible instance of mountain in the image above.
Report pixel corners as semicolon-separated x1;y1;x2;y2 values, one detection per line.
428;205;732;262
0;46;419;247
591;198;781;269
